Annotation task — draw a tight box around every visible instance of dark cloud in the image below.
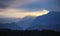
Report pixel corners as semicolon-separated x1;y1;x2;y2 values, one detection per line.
20;0;60;11
0;0;60;11
0;0;14;8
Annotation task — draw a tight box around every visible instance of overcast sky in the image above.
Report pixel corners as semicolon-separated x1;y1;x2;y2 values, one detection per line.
0;0;60;11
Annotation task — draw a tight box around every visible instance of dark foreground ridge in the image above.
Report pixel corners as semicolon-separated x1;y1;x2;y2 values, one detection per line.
0;29;60;36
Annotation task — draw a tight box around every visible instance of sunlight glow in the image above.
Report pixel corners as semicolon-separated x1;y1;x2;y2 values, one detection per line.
0;8;49;18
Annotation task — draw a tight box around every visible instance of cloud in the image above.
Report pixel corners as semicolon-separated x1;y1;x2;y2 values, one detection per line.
0;8;49;18
0;0;60;11
0;0;15;8
20;0;60;11
0;0;36;8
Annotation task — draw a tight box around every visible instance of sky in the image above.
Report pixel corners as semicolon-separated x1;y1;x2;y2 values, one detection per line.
0;0;60;10
0;0;60;18
0;0;52;18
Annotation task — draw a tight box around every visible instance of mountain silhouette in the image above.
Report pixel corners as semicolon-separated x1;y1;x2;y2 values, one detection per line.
27;11;60;32
0;22;22;30
0;16;35;30
16;16;36;30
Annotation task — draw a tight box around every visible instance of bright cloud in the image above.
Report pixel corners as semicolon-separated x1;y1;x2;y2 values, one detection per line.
0;8;49;18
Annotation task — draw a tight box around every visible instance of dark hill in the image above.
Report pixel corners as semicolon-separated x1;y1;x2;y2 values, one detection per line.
27;11;60;32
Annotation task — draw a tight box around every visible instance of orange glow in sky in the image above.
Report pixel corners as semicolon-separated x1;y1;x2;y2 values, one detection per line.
0;8;49;18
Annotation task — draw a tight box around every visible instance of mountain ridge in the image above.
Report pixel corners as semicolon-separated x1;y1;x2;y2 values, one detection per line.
26;11;60;32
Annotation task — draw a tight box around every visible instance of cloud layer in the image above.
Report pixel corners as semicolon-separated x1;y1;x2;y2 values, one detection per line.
20;0;60;11
0;0;60;11
0;9;49;18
